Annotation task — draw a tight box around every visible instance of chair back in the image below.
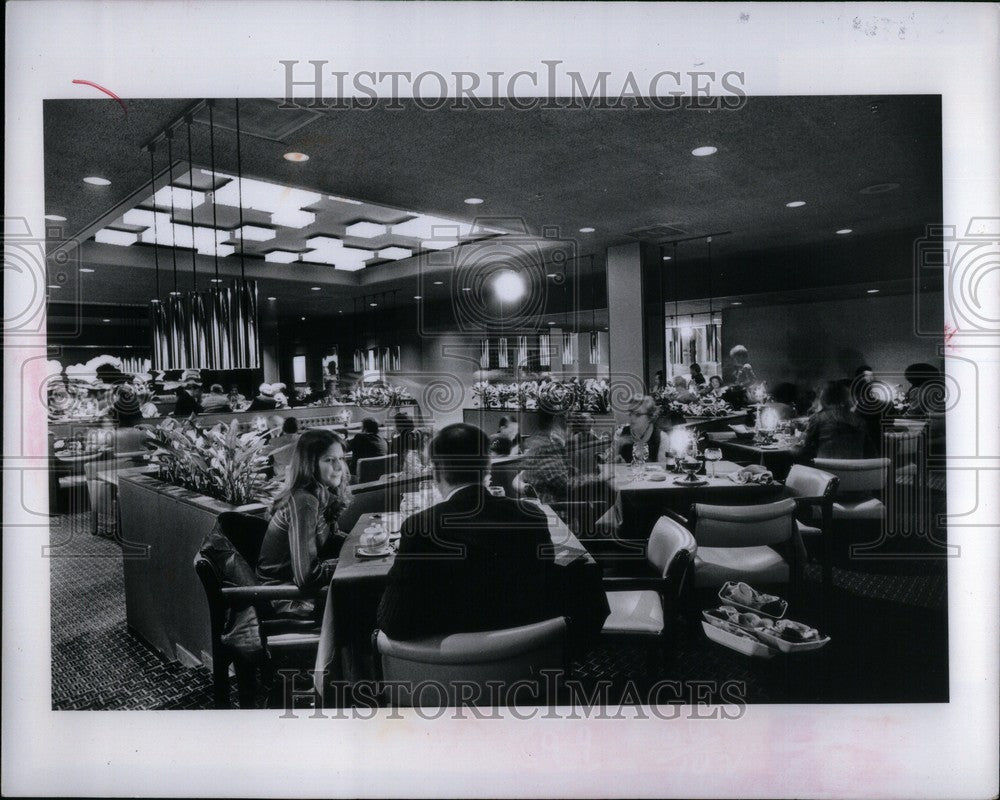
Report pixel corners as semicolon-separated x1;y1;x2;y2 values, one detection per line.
646;515;697;577
813;457;888;493
338;487;394;533
374;617;568;707
357;454;398;484
691;498;797;548
785;464;838;499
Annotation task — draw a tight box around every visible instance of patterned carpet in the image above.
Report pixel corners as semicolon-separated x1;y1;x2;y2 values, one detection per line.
50;511;949;710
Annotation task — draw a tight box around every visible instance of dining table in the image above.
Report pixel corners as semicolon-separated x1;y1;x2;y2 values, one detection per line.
596;459;788;548
714;438;798;480
313;504;610;705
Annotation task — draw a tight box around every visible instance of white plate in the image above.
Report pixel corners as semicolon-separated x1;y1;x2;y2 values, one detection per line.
701;620;776;658
756;629;831;654
356;546;393;559
645;472;667;482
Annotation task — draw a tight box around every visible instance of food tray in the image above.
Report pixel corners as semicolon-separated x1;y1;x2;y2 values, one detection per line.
718;582;787;618
701;620;776;658
756;629;831;654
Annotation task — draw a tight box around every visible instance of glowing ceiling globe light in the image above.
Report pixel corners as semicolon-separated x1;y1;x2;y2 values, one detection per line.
493;270;526;303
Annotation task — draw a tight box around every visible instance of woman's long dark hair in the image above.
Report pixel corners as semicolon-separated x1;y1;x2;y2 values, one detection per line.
271;428;351;521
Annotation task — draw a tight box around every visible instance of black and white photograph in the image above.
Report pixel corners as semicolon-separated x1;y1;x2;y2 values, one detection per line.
4;3;998;798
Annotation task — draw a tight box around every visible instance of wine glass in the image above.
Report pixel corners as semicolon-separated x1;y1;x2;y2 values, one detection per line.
704;446;723;478
631;441;649;481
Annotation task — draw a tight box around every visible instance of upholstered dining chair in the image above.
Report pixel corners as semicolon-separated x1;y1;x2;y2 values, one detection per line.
194;511;326;709
372;617;569;707
812;456;889;559
783;464;839;587
687;497;804;600
356;454;398;484
599;514;697;671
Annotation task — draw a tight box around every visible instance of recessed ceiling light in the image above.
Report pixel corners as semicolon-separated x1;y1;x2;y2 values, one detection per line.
210;278;223;283
45;214;67;222
169;291;182;296
786;201;806;208
413;295;422;300
836;228;853;235
80;267;95;273
867;289;880;294
283;152;309;162
464;198;484;205
267;296;277;301
310;286;321;291
370;302;378;307
691;146;717;157
301;316;306;321
433;280;444;285
859;183;900;195
48;284;60;289
579;227;595;233
102;318;111;323
338;310;343;313
547;273;558;279
462;287;472;292
731;301;743;306
83;176;111;186
547;321;556;325
662;256;672;261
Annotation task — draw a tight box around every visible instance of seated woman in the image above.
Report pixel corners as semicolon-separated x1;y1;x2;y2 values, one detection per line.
614;395;668;463
706;374;724;397
793;381;873;463
256;429;351;619
389;411;427;474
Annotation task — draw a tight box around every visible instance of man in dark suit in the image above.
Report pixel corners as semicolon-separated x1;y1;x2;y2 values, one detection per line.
377;423;556;640
348;417;388;476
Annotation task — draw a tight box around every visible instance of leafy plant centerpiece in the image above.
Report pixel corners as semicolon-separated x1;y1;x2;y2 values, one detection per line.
140;416;277;507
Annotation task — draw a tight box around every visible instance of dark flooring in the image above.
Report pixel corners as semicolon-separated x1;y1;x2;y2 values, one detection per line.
51;511;949;710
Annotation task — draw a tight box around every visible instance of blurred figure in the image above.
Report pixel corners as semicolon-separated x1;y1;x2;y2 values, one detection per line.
707;375;724;397
489;415;521;456
851;365;889;446
672;375;698;403
248;383;279;412
567;411;601;477
724;344;757;387
764;382;798;422
614;395;667;463
651;370;666;393
903;362;946;452
348;417;388;476
514;410;570;504
390;410;427;472
174;385;203;416
201;383;232;413
688;362;707;390
794;381;873;462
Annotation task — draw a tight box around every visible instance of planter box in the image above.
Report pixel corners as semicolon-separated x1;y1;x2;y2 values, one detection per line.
118;474;265;668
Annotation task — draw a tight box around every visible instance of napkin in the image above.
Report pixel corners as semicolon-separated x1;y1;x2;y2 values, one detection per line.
728;465;775;485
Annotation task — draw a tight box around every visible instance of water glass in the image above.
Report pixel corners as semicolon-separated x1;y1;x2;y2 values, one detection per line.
704;446;723;478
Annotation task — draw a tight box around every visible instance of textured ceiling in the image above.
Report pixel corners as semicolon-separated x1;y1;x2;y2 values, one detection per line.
44;95;942;321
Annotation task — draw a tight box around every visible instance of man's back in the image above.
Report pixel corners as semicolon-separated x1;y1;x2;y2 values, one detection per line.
349;431;388;473
377;485;555;639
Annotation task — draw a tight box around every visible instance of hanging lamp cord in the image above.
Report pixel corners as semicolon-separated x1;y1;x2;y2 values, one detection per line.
167;132;178;294
235;99;246;281
148;146;160;300
187;117;197;292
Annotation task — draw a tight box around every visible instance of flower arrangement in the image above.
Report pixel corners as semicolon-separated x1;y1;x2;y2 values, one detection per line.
140;417;277;506
582;378;610;413
350;383;415;408
538;380;576;413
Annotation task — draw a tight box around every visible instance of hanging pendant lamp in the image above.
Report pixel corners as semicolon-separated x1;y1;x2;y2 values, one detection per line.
147;143;171;371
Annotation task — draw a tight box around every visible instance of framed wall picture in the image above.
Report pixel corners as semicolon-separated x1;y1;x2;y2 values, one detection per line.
322;350;338;379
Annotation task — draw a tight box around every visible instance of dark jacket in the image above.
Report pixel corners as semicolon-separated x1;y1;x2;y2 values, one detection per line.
348;431;388;474
377;485;555;639
248;395;278;412
797;407;872;462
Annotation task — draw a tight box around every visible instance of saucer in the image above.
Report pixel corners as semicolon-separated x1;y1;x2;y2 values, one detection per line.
356;545;393;559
